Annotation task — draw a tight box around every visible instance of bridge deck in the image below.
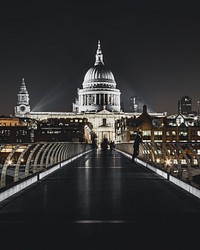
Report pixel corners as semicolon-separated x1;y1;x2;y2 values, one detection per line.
0;149;200;249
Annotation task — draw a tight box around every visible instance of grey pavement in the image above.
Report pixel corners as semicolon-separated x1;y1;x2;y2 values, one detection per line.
0;149;200;250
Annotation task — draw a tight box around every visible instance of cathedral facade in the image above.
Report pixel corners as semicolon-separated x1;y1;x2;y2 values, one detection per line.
14;41;166;144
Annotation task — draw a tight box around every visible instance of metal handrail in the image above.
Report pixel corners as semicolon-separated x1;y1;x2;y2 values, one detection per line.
0;142;91;188
115;142;200;187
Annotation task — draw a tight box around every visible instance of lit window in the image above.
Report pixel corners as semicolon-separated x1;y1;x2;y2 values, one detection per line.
143;130;151;136
154;131;162;136
179;131;187;136
172;131;176;136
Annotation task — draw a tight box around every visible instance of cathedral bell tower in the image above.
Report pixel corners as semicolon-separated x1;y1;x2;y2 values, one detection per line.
14;78;30;116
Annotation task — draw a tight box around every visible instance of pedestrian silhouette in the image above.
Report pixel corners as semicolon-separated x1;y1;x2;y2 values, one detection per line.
132;131;142;162
101;138;109;152
110;141;115;151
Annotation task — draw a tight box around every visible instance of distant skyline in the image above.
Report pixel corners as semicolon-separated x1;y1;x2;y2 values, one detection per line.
1;0;200;115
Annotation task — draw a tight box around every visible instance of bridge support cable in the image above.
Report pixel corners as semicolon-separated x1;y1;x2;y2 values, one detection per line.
25;144;40;177
1;145;21;187
45;143;60;167
189;146;200;168
153;143;166;167
145;143;155;164
33;143;47;173
176;144;192;182
115;142;200;189
62;144;70;161
161;143;172;171
58;144;67;162
140;143;150;163
0;142;91;188
162;143;170;159
53;143;64;163
168;143;182;177
40;144;54;170
57;144;65;162
14;144;32;182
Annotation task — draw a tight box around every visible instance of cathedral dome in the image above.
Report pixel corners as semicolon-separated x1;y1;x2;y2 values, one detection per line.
82;41;116;89
73;41;121;113
83;64;115;84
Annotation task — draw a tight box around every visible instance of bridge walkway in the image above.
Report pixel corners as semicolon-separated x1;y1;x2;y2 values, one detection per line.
0;149;200;249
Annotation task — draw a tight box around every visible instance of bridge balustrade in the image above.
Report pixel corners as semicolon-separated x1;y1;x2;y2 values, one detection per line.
0;142;91;188
115;142;200;188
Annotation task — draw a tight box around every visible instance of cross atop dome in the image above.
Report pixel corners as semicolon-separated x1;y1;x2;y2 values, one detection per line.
95;40;104;65
22;78;25;86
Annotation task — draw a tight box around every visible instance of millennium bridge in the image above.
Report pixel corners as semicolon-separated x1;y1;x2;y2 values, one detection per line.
0;142;200;249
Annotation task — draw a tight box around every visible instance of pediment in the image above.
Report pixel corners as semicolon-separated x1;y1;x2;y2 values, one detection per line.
96;109;112;115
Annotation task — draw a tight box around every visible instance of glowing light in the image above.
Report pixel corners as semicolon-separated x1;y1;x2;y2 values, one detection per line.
165;159;172;167
31;82;65;112
7;160;13;165
156;158;160;163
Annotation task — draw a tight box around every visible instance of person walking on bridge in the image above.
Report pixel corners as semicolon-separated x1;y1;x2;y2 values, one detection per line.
132;131;142;162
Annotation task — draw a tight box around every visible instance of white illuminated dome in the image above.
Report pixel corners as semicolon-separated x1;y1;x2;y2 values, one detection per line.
73;41;121;113
83;41;116;89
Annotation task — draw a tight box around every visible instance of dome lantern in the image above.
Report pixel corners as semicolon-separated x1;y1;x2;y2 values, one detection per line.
82;41;116;89
95;40;104;65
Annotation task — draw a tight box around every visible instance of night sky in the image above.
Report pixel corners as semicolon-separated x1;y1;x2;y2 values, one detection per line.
1;0;200;115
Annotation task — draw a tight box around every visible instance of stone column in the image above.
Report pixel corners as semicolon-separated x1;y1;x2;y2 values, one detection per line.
79;94;82;106
103;94;105;105
111;94;114;105
94;94;97;105
108;94;111;104
105;94;108;105
97;94;99;105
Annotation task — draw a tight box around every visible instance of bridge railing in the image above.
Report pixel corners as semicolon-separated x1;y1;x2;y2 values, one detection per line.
115;142;200;188
0;142;91;188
